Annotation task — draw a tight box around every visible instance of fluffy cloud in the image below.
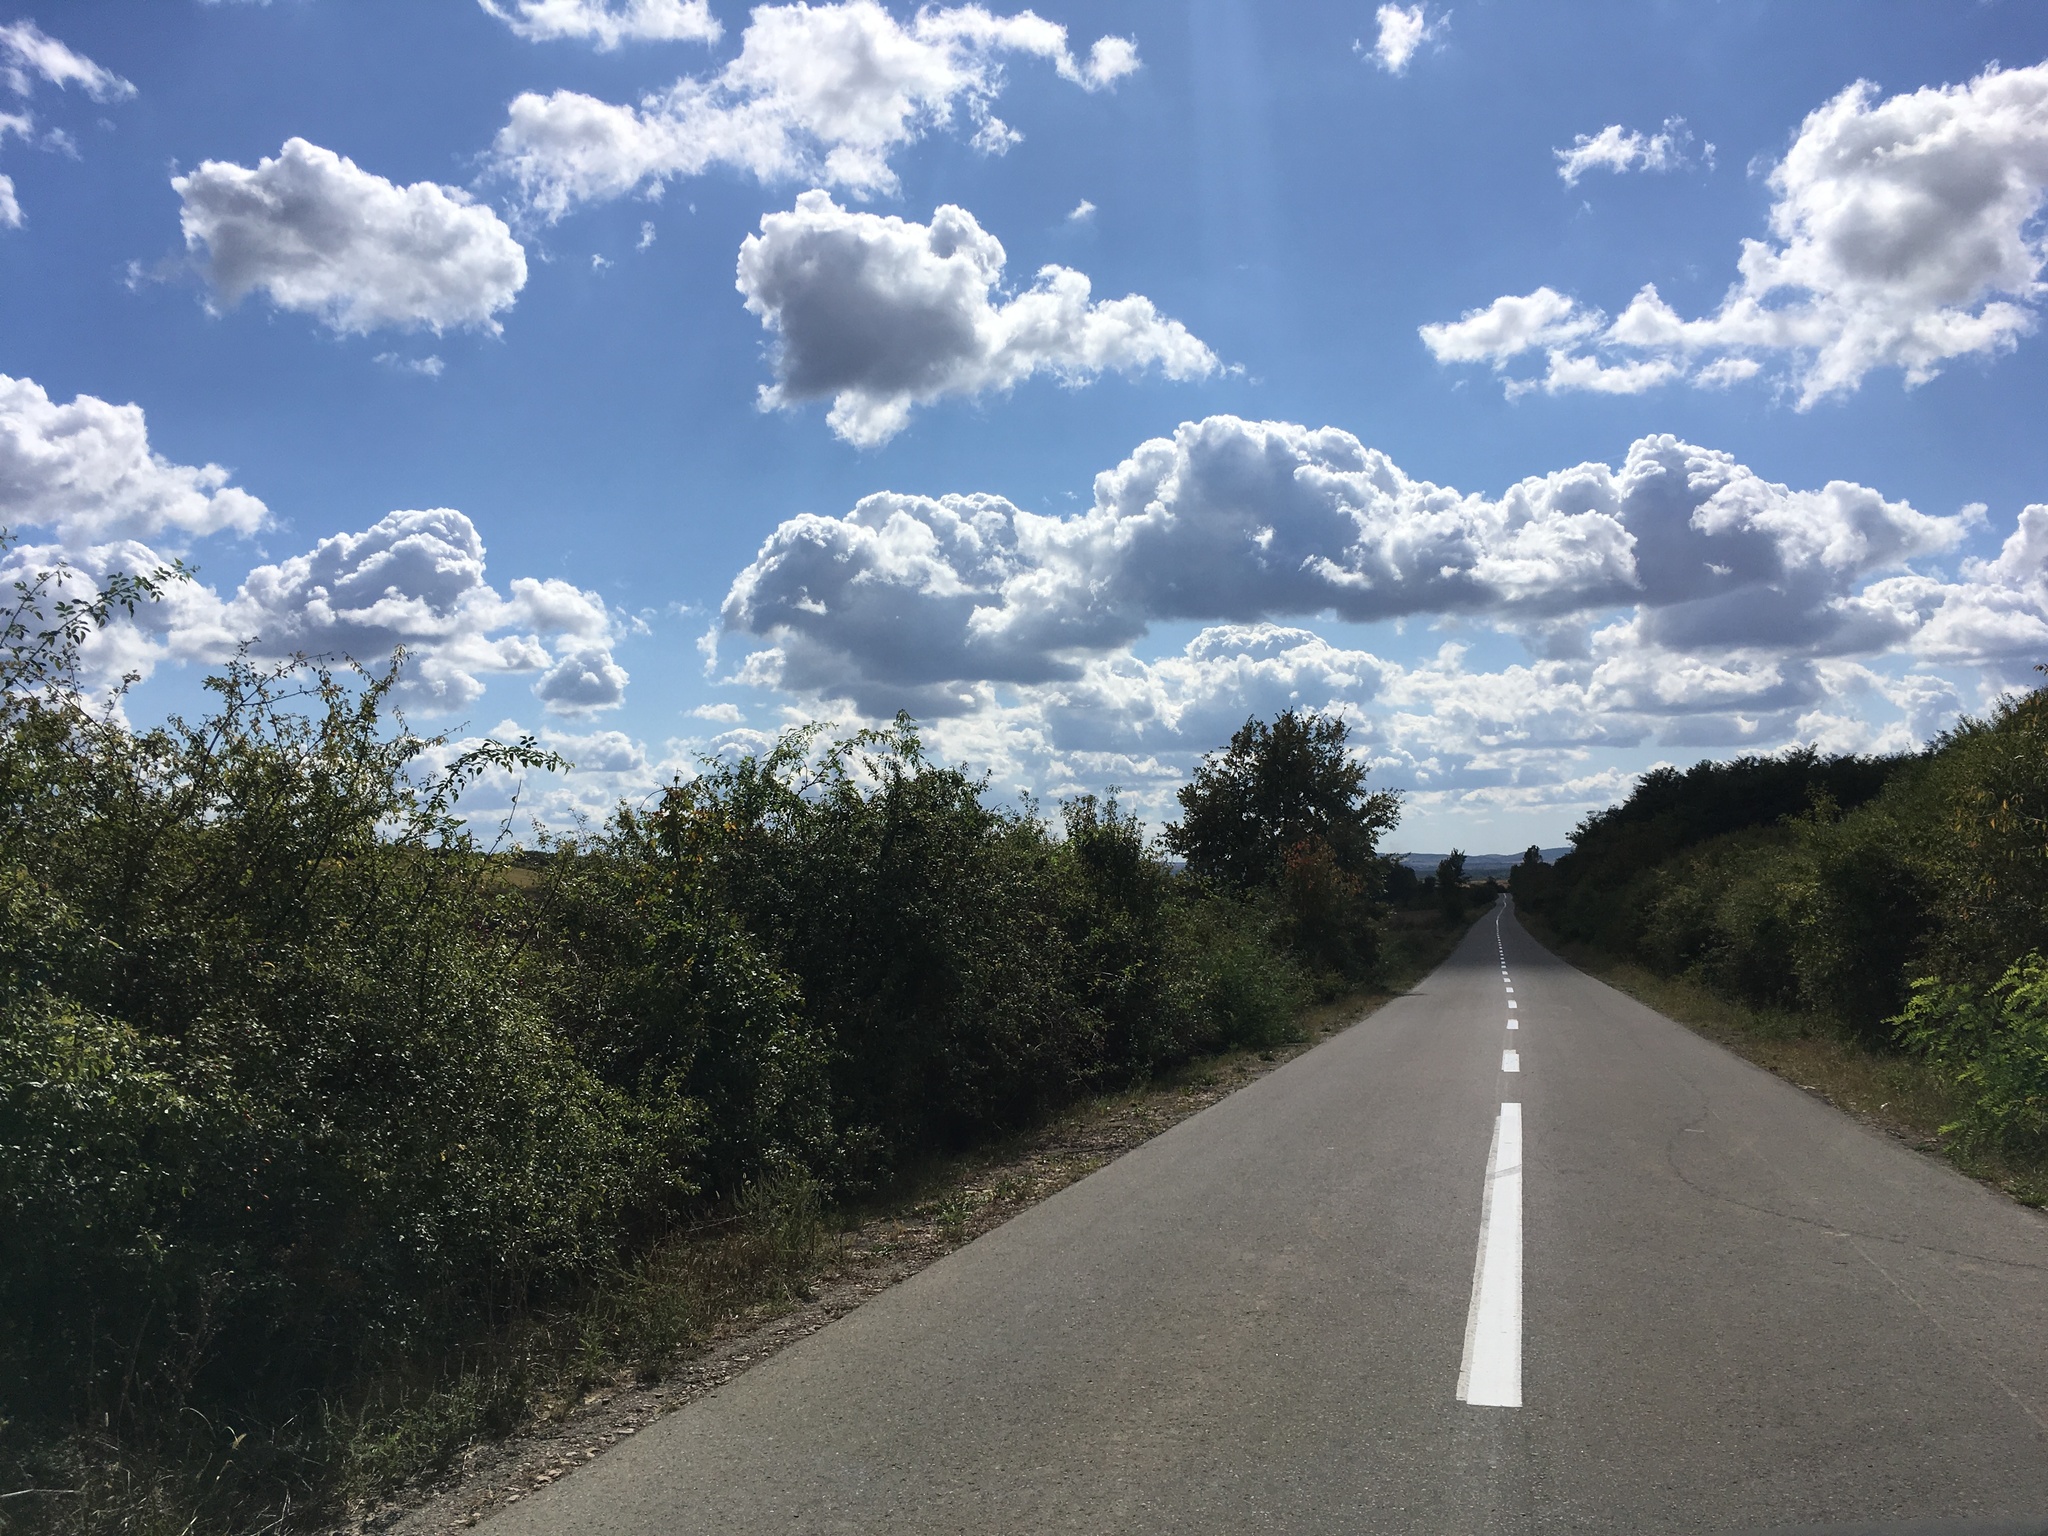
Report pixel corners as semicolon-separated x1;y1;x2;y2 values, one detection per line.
538;725;647;773
1554;118;1701;185
174;138;529;335
0;370;625;714
490;1;1140;218
736;191;1217;444
721;417;1978;715
897;625;1740;833
0;172;18;229
0;373;268;543
533;643;631;713
478;0;721;48
1;372;264;694
709;414;2043;830
0;19;134;101
1909;505;2048;675
1427;61;2048;404
220;509;628;712
1364;4;1441;75
1417;286;1597;366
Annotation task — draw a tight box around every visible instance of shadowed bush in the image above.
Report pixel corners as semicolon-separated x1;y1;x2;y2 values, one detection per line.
0;546;1396;1533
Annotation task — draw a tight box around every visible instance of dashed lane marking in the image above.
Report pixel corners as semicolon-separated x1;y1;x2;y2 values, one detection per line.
1457;1103;1523;1409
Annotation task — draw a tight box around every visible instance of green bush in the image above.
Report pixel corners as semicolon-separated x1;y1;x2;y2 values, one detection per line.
1531;674;2048;1152
0;547;1397;1528
0;654;657;1453
1914;685;2048;990
1896;953;2048;1150
1167;891;1313;1050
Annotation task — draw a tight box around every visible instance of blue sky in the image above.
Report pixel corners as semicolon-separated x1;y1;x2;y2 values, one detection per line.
4;0;2047;851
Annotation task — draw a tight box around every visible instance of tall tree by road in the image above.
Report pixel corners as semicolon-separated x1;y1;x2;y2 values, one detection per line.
1163;710;1400;890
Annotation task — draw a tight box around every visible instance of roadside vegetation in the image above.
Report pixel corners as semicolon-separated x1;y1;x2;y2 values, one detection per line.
0;544;1422;1535
1510;681;2048;1198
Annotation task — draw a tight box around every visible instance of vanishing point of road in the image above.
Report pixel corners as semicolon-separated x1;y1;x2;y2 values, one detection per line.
487;901;2048;1535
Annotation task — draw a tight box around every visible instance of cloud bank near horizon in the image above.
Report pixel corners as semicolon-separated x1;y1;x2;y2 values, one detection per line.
705;414;2034;827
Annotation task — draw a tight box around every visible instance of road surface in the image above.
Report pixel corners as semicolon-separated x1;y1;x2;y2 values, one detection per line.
488;901;2048;1534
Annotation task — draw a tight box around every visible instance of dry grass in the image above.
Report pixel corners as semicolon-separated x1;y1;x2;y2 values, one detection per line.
1522;916;2048;1211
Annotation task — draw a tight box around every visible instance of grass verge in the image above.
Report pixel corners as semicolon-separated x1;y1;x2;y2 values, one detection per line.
1517;912;2048;1212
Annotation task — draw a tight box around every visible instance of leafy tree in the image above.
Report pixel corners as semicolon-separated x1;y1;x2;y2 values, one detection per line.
1507;845;1554;907
1436;849;1468;919
1163;711;1402;980
1163;710;1399;891
1915;679;2048;988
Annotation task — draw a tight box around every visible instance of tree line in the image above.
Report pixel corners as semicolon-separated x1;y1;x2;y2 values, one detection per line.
1510;681;2048;1151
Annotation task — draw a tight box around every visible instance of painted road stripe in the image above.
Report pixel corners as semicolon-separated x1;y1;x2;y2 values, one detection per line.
1506;1018;1517;1030
1502;1049;1520;1072
1508;1000;1517;1009
1457;1103;1523;1409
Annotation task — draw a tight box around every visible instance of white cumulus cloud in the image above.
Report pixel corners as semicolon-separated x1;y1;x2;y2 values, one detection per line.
1365;4;1441;75
220;508;628;713
697;412;2048;831
1429;60;2048;404
735;191;1217;444
0;373;627;716
489;0;1141;219
174;138;529;335
0;373;269;544
478;0;722;48
533;642;631;713
718;416;1976;717
1417;286;1599;366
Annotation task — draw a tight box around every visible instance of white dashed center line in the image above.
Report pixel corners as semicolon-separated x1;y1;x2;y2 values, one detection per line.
1458;1103;1523;1408
1502;1049;1520;1072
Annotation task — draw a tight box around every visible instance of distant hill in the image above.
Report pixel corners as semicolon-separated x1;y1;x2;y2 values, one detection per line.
1394;848;1571;878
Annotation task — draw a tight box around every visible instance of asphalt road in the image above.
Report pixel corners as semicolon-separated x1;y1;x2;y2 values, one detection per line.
488;902;2048;1535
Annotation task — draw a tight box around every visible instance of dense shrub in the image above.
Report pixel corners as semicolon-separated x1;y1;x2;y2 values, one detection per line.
0;651;659;1458
1519;679;2048;1137
1539;749;1908;957
1896;952;2048;1150
0;547;1390;1527
1912;685;2048;990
